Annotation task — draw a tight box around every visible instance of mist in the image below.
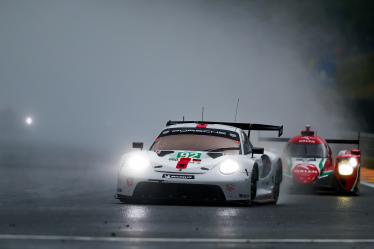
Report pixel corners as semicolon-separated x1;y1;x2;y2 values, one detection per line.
0;0;356;154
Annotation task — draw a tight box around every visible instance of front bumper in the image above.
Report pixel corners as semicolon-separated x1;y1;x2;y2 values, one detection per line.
117;170;251;201
313;173;336;189
118;182;226;202
287;172;336;190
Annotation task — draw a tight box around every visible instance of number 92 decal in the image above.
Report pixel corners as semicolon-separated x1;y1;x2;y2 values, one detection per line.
176;151;202;160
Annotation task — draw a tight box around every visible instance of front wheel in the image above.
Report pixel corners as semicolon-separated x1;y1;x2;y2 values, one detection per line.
336;181;360;196
271;183;280;204
270;167;282;204
352;168;361;196
352;184;360;196
250;167;258;201
334;168;360;196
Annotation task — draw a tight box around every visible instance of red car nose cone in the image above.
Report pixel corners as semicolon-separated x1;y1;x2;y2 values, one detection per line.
292;164;319;184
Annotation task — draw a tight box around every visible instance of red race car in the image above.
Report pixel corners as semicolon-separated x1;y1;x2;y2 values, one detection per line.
261;125;360;195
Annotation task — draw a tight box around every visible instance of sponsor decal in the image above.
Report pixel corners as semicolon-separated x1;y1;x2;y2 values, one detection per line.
176;151;202;160
161;130;170;135
158;128;240;141
172;152;203;165
292;164;319;184
298;137;317;144
162;174;195;179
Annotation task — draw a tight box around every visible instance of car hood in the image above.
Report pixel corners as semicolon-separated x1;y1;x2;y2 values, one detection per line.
153;150;228;174
122;150;228;174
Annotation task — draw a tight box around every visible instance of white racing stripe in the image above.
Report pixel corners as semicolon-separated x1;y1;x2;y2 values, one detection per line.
0;234;374;244
361;182;374;188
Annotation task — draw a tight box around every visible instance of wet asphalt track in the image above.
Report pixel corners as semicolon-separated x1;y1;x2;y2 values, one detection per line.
1;162;374;249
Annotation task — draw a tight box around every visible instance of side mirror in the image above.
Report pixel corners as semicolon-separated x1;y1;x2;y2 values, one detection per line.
252;147;264;155
132;142;144;150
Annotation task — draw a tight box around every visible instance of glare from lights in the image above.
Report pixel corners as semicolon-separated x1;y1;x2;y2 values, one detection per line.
217;208;239;217
121;154;150;176
25;116;33;126
338;162;354;176
123;206;148;219
219;159;239;175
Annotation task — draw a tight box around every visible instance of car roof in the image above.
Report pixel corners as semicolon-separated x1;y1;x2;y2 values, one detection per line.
165;123;240;133
288;135;327;145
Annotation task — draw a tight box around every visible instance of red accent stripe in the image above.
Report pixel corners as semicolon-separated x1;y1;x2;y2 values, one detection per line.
176;158;191;170
196;124;208;129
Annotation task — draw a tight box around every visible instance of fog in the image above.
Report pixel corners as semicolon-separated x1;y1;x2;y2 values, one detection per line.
0;0;356;154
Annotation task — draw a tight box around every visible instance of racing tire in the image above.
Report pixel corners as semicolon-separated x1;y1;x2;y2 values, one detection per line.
250;166;259;201
349;167;361;196
333;167;360;196
271;183;280;204
352;184;360;196
336;184;359;196
335;178;360;196
270;166;282;204
352;168;361;196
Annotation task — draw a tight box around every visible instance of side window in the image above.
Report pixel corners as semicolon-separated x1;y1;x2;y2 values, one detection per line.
242;131;251;155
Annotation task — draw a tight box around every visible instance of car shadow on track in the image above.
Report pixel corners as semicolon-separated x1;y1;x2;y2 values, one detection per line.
111;198;283;208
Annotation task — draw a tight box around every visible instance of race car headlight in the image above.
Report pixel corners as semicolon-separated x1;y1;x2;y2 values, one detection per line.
337;158;358;176
121;154;150;176
219;159;239;175
337;161;354;176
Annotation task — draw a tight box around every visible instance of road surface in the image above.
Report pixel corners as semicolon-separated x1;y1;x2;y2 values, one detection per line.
1;161;374;249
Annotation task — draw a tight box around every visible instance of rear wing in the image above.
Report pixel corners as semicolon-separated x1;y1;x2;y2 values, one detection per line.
259;136;360;145
325;139;359;145
166;120;283;137
258;137;290;142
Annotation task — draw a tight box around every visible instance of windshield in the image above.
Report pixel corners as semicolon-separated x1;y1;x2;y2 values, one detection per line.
151;128;241;154
285;143;327;158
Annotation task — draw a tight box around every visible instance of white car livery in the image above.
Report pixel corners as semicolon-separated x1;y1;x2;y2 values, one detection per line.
116;121;284;205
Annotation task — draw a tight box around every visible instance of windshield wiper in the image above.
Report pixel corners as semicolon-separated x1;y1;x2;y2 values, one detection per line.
205;147;239;152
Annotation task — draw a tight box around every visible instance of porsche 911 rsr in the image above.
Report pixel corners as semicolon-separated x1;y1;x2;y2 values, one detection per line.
116;121;284;205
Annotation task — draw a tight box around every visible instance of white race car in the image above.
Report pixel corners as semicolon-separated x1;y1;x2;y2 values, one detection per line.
116;121;284;205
